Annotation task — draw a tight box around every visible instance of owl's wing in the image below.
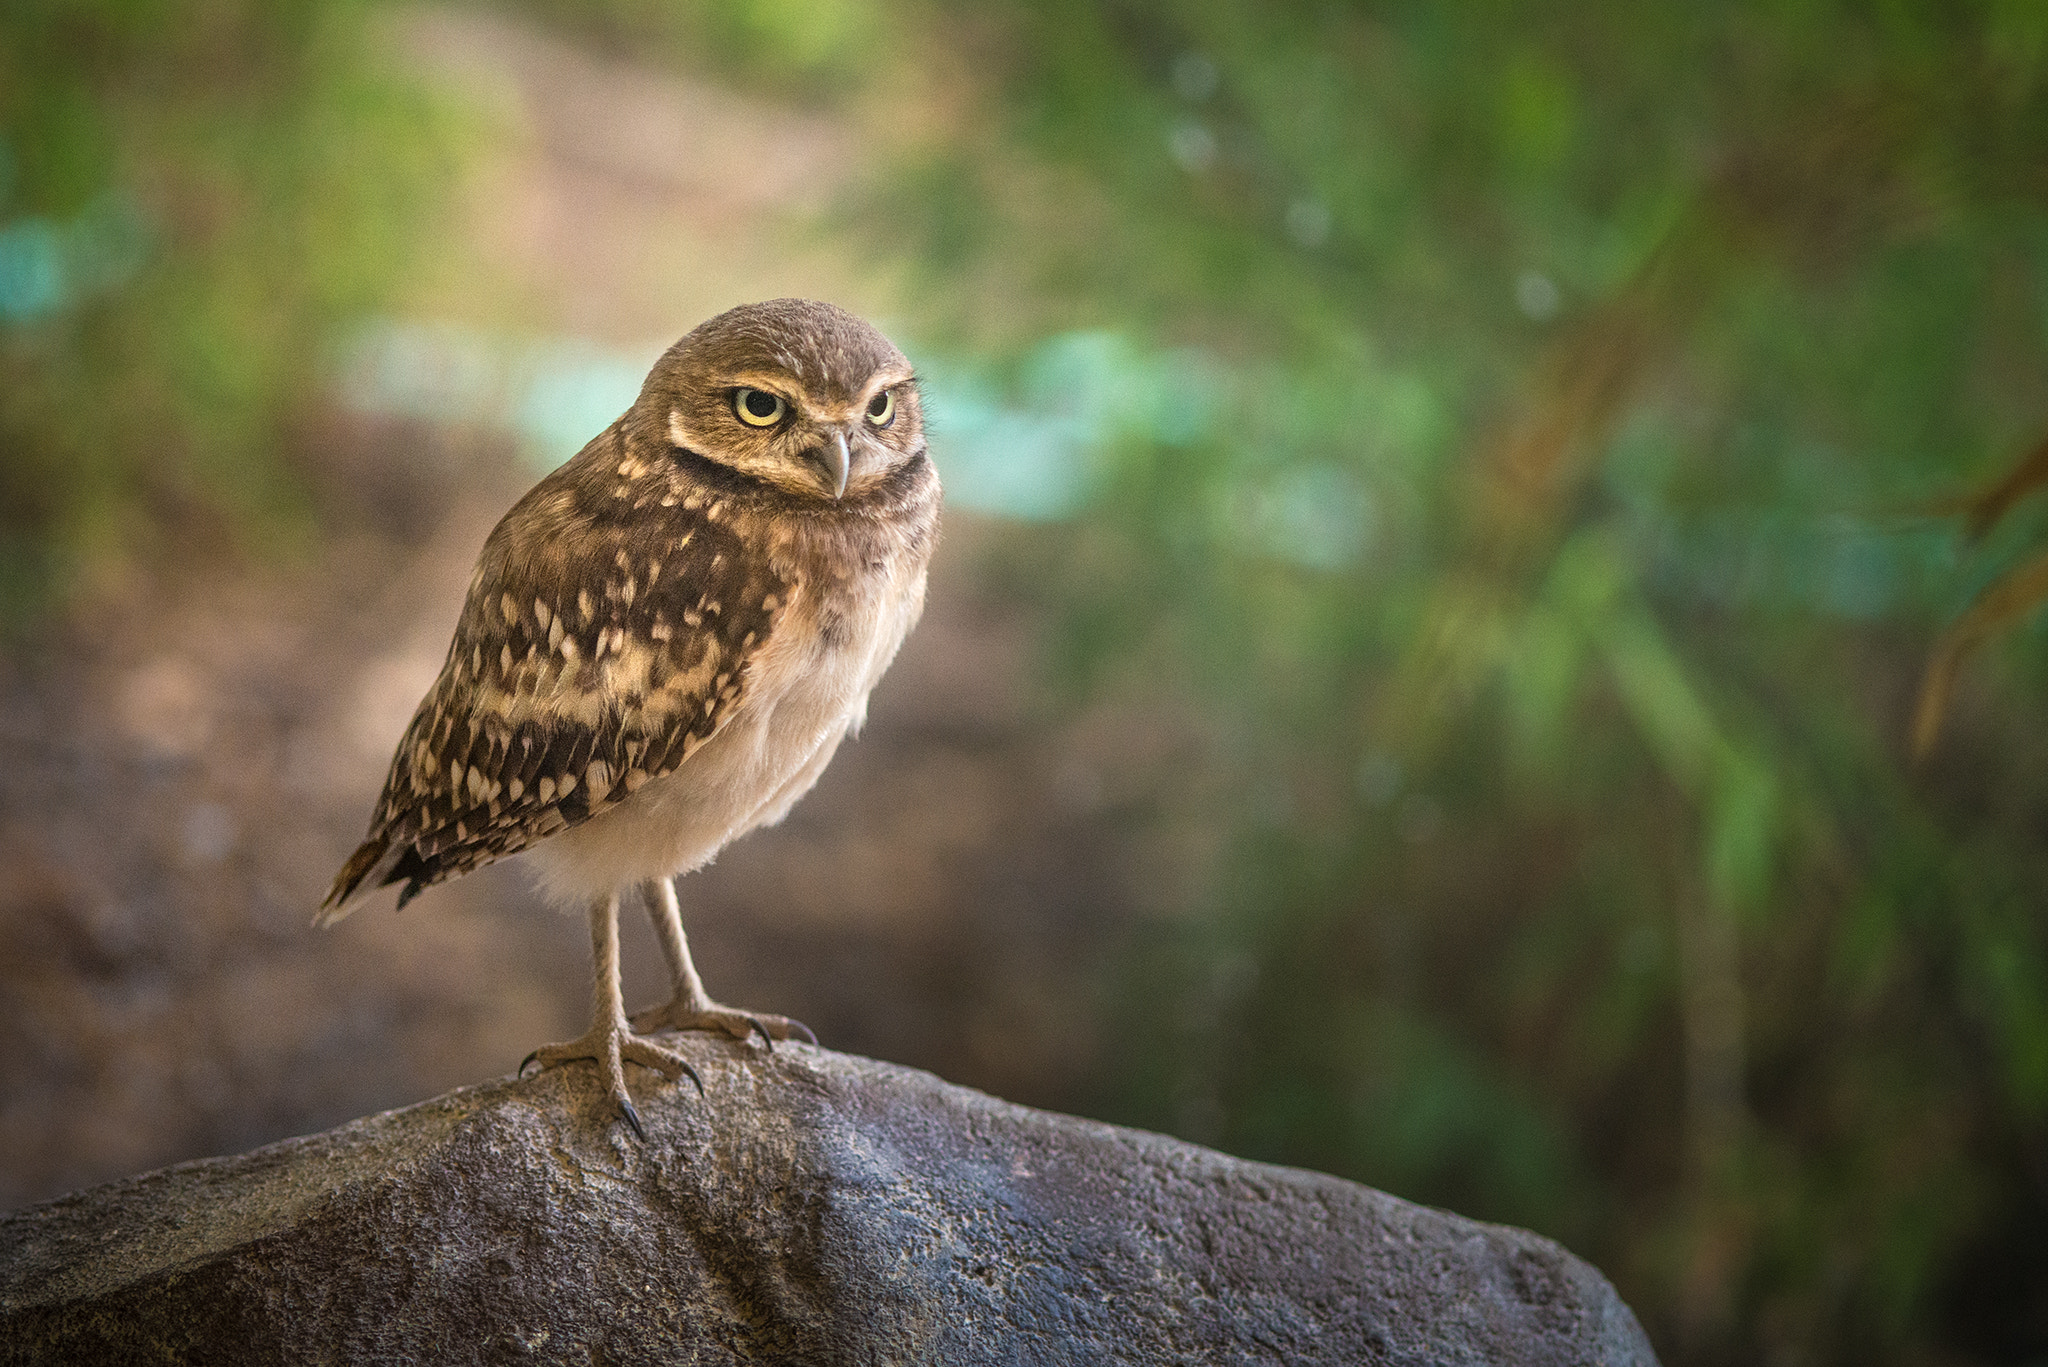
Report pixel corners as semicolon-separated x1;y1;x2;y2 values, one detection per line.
320;454;788;919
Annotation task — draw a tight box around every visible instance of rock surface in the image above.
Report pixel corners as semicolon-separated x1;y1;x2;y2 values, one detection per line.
0;1043;1658;1365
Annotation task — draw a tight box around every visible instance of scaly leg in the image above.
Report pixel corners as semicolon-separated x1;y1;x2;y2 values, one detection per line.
630;876;816;1047
521;892;702;1138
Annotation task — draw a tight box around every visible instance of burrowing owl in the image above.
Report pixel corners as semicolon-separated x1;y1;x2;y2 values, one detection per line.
321;299;941;1135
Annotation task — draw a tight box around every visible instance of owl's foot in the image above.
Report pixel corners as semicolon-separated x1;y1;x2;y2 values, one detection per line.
636;881;820;1050
519;1021;704;1139
630;997;818;1051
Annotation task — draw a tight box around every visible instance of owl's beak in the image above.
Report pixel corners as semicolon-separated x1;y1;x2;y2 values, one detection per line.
807;428;851;500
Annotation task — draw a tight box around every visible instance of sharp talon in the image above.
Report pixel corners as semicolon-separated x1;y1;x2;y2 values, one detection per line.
790;1019;819;1047
747;1016;775;1052
681;1061;705;1097
517;1048;541;1077
621;1098;647;1141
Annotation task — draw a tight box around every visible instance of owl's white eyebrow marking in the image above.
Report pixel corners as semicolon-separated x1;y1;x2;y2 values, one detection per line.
863;364;916;393
724;372;804;397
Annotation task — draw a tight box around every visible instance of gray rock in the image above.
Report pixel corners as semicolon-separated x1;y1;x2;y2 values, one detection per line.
0;1044;1658;1365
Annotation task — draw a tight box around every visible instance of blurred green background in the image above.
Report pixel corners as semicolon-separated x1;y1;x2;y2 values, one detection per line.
8;2;2048;1363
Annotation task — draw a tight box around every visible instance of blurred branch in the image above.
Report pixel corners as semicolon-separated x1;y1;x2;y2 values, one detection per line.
1466;80;1961;570
1432;65;2035;780
1912;545;2048;759
1467;249;1693;566
1957;433;2048;544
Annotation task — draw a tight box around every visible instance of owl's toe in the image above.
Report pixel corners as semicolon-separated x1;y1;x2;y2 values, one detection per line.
632;998;816;1051
620;1033;705;1095
519;1020;702;1135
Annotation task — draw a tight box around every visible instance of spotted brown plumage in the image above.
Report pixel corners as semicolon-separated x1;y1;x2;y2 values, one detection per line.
322;426;785;911
320;300;941;1137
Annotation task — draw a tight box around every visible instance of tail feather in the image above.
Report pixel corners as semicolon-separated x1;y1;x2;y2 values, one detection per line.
317;825;505;926
316;837;392;928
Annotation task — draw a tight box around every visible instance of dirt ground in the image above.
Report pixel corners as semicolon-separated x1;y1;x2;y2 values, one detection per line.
0;13;1190;1210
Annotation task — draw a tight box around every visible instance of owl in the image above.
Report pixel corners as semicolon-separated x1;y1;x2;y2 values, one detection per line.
321;299;941;1136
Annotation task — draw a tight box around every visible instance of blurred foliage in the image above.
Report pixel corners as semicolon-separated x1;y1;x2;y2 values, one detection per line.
510;0;891;94
864;3;2048;1364
0;0;463;621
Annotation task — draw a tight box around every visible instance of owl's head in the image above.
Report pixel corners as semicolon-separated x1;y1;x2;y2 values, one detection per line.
638;299;924;503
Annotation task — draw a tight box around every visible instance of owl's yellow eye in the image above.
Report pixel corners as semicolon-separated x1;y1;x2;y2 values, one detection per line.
865;388;896;427
734;388;786;427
